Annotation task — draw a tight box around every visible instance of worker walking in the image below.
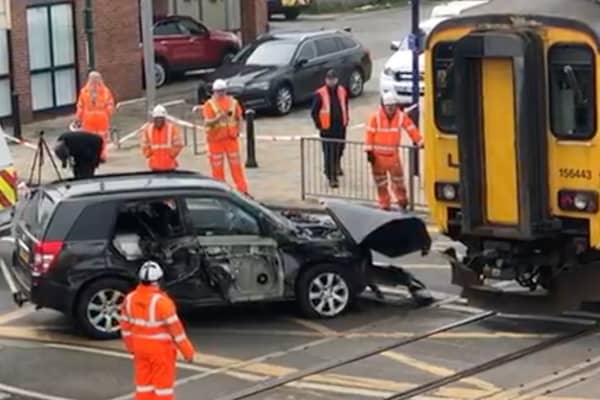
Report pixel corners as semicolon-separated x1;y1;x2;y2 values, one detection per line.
311;69;349;188
365;92;422;210
75;71;115;162
54;131;103;179
141;105;184;172
201;79;249;194
120;261;195;400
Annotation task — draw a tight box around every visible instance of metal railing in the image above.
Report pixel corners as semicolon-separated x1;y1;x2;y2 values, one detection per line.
300;137;426;210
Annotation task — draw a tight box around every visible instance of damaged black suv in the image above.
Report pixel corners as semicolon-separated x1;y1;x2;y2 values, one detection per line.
6;171;431;339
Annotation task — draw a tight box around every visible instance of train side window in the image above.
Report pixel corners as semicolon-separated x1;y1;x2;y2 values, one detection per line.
433;42;456;133
549;44;596;140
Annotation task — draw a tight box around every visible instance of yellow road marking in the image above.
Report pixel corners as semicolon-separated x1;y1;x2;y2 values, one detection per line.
287;317;339;336
0;305;35;325
381;351;500;393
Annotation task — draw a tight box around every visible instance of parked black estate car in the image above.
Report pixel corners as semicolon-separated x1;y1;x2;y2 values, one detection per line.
5;171;430;339
199;29;372;115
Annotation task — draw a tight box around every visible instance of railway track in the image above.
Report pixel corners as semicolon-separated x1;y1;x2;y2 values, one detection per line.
214;310;600;400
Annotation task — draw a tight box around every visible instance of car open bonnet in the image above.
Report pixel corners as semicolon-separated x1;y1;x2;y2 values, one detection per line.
324;199;431;258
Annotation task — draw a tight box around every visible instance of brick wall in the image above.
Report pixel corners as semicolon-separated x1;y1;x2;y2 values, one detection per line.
92;0;143;104
8;0;143;124
240;0;268;45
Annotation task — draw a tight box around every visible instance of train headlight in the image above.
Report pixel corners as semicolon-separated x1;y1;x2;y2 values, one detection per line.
435;182;460;202
558;190;598;213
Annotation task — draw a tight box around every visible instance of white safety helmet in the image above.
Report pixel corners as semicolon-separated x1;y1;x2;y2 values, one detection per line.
382;91;397;106
139;261;164;284
212;79;227;91
152;104;168;118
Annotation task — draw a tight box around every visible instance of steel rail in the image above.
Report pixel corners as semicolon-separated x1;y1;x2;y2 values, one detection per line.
385;323;600;400
215;310;496;400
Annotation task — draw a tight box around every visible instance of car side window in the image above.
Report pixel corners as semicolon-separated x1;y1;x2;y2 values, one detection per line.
154;21;182;36
185;198;260;236
315;37;340;57
296;41;317;61
337;36;357;50
179;19;208;36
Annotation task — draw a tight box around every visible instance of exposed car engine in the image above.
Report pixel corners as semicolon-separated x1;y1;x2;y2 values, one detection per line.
279;209;345;240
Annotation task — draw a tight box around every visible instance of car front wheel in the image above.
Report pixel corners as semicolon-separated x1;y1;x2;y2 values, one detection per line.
75;278;130;340
296;264;355;319
348;69;364;98
273;85;294;115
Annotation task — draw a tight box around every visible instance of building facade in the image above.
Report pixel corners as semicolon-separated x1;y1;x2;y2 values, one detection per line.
0;0;267;126
2;0;143;124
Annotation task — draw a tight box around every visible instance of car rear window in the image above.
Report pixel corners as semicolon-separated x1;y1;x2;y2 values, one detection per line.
21;190;57;238
66;201;117;241
337;36;357;50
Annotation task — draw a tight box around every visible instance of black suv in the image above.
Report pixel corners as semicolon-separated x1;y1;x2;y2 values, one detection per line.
199;29;372;115
6;171;430;339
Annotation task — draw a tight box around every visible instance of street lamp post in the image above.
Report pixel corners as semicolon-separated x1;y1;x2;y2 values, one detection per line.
140;0;156;115
84;0;95;71
410;0;420;127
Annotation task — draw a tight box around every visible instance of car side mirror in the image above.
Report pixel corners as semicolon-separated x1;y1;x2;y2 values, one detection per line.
390;41;401;51
295;58;308;68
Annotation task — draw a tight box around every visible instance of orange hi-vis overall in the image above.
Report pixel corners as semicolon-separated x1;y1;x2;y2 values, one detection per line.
120;285;195;400
202;96;248;193
76;82;115;161
365;106;422;209
316;85;349;130
141;122;183;171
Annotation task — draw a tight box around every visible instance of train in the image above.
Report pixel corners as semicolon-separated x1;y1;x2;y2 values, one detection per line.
424;0;600;313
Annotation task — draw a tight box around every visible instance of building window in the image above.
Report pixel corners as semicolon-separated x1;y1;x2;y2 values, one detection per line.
549;44;596;140
27;3;77;112
0;29;10;118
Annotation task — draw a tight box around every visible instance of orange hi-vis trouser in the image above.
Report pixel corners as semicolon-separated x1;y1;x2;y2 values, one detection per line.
208;139;248;194
372;152;407;210
133;347;177;400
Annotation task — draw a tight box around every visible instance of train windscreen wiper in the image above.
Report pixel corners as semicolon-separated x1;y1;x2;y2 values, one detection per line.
563;65;588;106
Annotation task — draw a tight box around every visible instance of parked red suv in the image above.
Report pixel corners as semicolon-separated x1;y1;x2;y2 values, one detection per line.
153;16;242;87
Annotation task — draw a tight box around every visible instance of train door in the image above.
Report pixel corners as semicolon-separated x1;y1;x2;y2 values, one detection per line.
453;30;554;239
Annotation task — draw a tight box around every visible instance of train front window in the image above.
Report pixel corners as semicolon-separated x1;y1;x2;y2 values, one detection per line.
549;44;595;140
433;42;456;133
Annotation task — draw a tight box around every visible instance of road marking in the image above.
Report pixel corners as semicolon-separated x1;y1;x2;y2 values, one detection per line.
381;351;500;392
0;305;35;325
287;318;339;336
0;236;14;243
0;383;74;400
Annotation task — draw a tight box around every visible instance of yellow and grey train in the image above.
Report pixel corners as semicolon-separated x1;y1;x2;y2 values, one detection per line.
424;0;600;313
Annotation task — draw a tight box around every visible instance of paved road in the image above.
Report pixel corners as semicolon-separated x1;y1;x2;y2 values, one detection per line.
2;1;600;399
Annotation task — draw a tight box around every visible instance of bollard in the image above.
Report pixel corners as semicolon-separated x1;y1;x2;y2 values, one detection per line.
245;109;258;168
408;146;416;212
10;93;22;140
413;143;420;178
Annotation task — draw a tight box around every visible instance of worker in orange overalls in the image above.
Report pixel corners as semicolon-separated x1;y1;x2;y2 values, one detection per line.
120;261;195;400
365;92;422;211
201;79;248;194
141;105;184;172
75;71;115;162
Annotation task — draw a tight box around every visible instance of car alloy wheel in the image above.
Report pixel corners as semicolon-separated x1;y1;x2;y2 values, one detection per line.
86;288;125;334
349;70;364;97
155;62;167;87
275;86;293;115
308;272;350;317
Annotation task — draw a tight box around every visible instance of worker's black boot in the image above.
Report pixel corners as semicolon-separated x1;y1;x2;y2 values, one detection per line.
409;284;434;306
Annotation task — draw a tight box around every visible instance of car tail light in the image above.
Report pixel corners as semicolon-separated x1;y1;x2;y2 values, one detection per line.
435;182;460;202
558;190;598;213
33;240;64;275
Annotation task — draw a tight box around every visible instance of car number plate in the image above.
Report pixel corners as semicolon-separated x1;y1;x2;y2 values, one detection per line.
18;243;28;263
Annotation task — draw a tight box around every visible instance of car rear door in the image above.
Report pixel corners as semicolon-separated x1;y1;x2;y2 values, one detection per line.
177;18;217;68
181;195;285;303
314;36;343;85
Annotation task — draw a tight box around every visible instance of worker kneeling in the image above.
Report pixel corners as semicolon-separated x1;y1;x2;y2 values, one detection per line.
54;131;103;179
201;79;249;194
120;261;195;400
365;92;422;210
142;105;184;172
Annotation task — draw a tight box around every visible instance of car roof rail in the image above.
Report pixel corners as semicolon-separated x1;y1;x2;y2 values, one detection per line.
343;26;352;32
49;170;205;185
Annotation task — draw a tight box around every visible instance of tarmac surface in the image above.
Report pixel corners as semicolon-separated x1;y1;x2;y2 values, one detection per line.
1;0;600;399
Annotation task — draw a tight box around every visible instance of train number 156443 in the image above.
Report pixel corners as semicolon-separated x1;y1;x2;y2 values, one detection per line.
559;168;592;180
